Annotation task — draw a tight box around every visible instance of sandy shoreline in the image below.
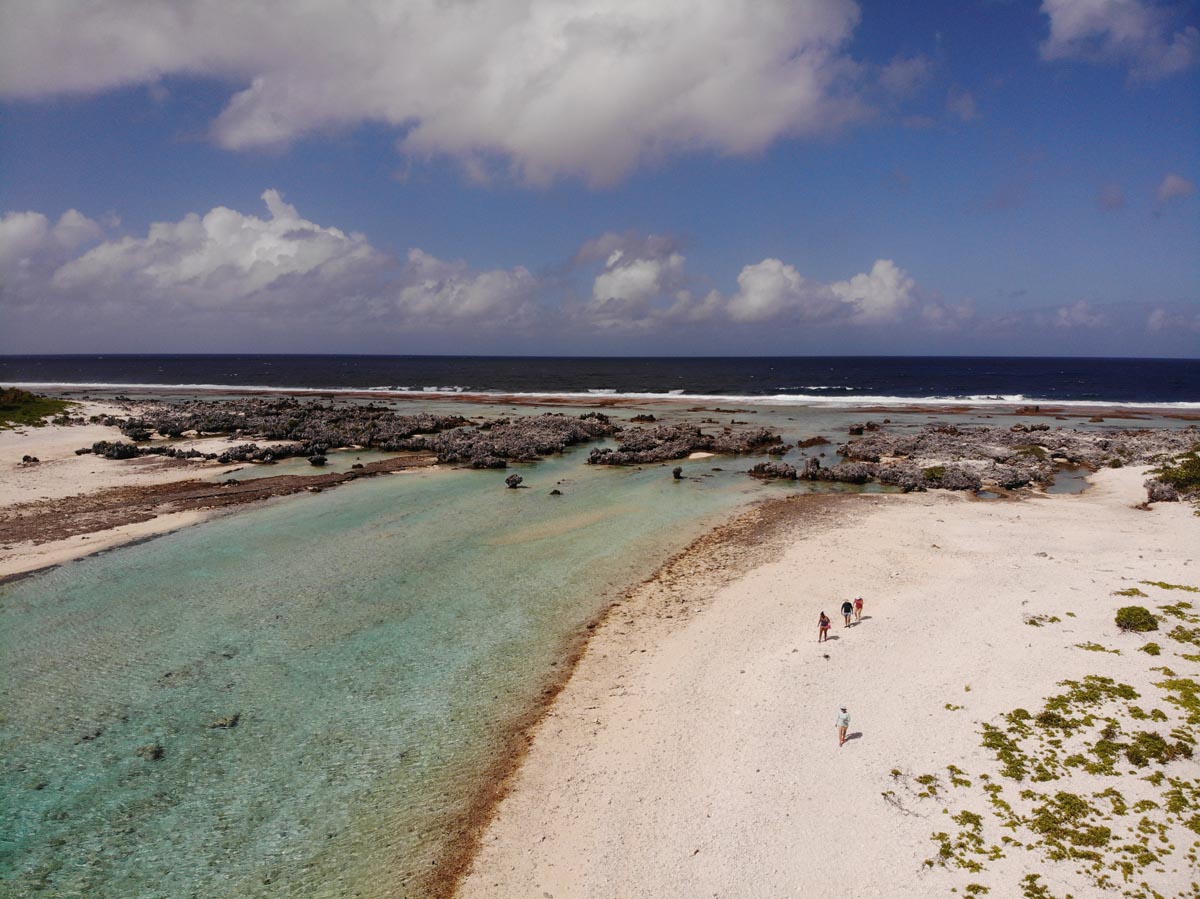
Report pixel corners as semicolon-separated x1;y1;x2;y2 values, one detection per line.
0;400;439;581
458;467;1199;898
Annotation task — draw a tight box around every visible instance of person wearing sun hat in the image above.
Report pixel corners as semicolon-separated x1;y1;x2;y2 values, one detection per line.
836;706;850;746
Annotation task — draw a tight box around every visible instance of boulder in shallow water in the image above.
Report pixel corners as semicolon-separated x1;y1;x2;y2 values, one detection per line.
748;461;797;480
505;473;523;489
136;742;164;761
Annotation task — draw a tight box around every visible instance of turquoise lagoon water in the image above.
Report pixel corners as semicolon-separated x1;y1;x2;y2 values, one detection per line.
2;402;1188;897
2;439;791;898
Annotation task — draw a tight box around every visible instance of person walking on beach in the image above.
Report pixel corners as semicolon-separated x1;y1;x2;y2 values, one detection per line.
853;596;864;622
841;599;854;627
836;706;850;746
818;611;831;642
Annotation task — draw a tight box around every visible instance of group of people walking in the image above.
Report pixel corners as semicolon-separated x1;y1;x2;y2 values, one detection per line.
817;597;865;747
817;595;863;641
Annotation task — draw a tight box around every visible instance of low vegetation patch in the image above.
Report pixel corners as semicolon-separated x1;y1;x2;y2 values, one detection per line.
1115;606;1158;633
900;600;1200;899
1143;582;1200;594
0;387;73;429
1151;451;1200;494
1076;642;1119;654
1025;614;1061;627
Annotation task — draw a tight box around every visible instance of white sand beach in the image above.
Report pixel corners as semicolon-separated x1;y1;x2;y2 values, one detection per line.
0;402;249;579
460;467;1199;898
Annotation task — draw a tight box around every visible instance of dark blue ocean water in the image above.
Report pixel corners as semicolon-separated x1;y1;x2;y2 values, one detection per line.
2;354;1198;405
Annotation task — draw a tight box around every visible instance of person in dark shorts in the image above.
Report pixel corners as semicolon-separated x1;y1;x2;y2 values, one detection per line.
841;599;854;626
818;611;831;642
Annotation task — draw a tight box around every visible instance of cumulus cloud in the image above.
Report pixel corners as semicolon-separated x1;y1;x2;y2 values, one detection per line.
1157;172;1196;202
1;191;541;346
0;0;869;186
571;232;715;331
1147;306;1200;333
1040;0;1200;80
7;196;1170;353
49;190;386;303
1054;299;1107;328
0;208;102;278
396;250;537;326
725;258;916;325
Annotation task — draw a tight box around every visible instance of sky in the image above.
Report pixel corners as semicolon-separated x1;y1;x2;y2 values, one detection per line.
0;0;1197;357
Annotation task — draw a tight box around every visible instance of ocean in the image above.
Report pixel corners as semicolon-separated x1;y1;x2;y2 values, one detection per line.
3;354;1199;405
2;357;1198;897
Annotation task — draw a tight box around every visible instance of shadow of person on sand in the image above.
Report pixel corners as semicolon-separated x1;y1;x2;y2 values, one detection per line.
824;635;840;641
845;732;863;742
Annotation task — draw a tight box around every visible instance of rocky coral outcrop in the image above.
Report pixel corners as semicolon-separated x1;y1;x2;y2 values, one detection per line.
748;461;797;480
588;424;780;466
748;423;1197;495
1144;480;1180;503
839;424;1195;484
97;398;472;454
414;413;618;468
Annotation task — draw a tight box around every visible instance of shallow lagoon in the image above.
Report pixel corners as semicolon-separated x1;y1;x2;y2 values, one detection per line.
2;400;1190;896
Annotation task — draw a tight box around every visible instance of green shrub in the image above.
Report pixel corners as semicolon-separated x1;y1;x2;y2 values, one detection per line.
0;387;73;429
1115;606;1158;632
1154;452;1200;493
1139;643;1162;656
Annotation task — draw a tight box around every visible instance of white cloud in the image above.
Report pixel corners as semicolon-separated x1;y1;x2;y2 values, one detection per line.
0;0;869;186
1157;172;1196;202
1040;0;1200;80
831;259;917;323
396;249;537;325
0;208;102;284
1147;306;1200;333
570;232;705;331
725;257;916;325
50;190;385;301
592;250;685;312
3;191;538;341
1054;299;1106;328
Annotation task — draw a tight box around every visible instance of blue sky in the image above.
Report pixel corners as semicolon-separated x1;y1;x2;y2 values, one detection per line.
0;0;1197;356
